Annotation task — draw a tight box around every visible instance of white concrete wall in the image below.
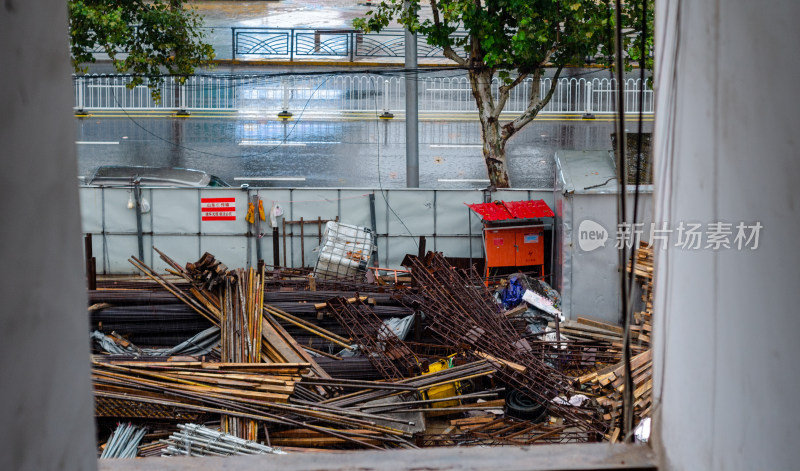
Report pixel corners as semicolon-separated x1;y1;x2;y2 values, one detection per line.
653;1;800;469
0;1;98;470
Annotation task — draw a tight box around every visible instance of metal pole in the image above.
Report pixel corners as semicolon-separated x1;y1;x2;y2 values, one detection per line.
272;227;280;269
290;29;295;62
84;234;95;290
369;193;380;267
404;1;419;188
133;181;144;262
254;195;262;264
231;28;236;60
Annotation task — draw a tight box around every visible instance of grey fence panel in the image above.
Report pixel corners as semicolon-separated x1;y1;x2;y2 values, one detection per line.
150;189;200;234
152;235;200;273
435;190;485;260
104;235;153;273
80;187;104;233
435;190;484;235
81;187;561;273
385;190;436;236
102;188;152;234
435;237;475;262
200;235;249;270
337;191;375;229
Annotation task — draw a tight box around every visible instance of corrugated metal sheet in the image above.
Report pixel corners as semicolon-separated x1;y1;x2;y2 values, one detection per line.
466;200;554;221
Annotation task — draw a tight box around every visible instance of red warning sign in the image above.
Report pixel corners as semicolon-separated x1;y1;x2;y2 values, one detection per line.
201;197;236;221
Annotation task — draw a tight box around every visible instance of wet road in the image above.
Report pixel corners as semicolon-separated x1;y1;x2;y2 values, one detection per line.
75;113;652;188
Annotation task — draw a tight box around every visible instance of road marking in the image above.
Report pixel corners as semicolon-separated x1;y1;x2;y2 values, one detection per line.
438;178;490;183
430;144;483;148
238;140;342;146
239;141;306;147
234;177;307;182
75;141;119;145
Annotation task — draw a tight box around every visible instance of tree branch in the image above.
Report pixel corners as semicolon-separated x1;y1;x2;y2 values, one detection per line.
429;0;467;66
492;72;529;120
502;65;564;141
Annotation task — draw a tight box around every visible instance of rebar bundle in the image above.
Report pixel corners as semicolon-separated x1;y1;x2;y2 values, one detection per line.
160;424;286;457
405;253;604;434
100;423;147;459
219;267;265;440
327;296;418;381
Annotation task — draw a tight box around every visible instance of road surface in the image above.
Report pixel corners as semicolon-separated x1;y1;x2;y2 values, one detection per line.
75;112;653;188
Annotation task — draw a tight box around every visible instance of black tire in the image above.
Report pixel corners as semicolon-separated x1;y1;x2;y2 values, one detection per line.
505;389;549;423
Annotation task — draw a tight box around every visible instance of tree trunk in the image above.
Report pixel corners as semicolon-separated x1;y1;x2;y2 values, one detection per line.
481;118;510;188
469;69;511;188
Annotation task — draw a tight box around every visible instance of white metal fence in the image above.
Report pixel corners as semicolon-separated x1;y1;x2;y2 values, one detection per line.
74;74;653;115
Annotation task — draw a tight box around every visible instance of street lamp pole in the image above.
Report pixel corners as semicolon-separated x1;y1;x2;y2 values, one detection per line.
404;1;419;188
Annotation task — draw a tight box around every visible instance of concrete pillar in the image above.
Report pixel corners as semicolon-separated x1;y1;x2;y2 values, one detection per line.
0;1;98;470
653;1;800;469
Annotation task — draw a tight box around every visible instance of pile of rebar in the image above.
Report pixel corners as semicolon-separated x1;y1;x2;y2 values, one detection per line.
89;246;658;454
160;424;286;457
403;252;603;434
100;423;148;459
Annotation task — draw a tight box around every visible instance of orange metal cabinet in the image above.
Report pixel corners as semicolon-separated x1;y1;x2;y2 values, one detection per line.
516;228;544;266
485;228;518;267
485;226;544;269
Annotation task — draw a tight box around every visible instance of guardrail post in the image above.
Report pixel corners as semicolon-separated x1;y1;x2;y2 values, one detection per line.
231;28;236;60
278;78;293;119
75;76;86;116
349;31;355;62
290;29;294;62
176;79;190;116
582;81;595;119
380;79;394;119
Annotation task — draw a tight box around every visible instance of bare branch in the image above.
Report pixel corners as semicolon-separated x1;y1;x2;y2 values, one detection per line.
502;65;564;141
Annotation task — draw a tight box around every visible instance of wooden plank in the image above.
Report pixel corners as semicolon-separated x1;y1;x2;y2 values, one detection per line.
576;317;624;335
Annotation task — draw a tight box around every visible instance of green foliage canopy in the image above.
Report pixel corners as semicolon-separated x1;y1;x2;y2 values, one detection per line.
355;0;621;75
69;0;214;98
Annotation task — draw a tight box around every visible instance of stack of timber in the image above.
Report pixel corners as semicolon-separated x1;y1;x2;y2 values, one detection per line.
574;349;653;441
570;242;655;442
628;243;654;345
550;317;650;350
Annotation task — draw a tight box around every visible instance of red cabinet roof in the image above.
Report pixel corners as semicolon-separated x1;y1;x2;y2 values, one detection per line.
466;199;554;221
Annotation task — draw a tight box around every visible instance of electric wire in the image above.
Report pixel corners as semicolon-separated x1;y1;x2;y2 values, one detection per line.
610;0;634;442
107;76;332;161
370;76;419;249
